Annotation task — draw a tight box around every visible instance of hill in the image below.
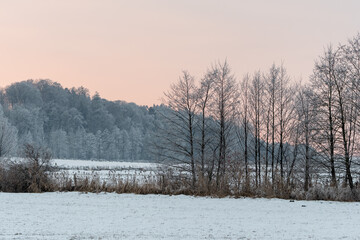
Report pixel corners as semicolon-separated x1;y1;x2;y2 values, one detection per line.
0;79;161;160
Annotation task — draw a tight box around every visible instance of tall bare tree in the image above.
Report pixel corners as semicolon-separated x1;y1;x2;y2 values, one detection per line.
311;46;341;187
248;71;264;187
196;72;214;180
209;61;240;186
333;50;355;189
295;85;317;191
238;75;250;180
264;64;280;184
161;71;198;188
277;66;294;183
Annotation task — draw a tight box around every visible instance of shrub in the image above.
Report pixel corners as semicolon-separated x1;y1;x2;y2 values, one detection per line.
0;144;54;193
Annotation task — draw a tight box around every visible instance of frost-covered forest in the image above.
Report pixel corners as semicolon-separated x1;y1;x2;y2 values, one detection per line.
0;80;161;160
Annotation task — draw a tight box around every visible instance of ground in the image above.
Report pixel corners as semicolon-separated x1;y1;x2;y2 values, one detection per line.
1;192;359;239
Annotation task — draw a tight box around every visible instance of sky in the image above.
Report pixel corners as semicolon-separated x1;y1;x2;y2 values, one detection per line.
1;0;360;106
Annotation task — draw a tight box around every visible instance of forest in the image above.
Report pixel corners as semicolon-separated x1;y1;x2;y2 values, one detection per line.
0;80;160;161
1;34;360;199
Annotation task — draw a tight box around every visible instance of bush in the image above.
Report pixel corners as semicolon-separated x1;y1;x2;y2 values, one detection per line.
0;161;31;192
0;144;54;193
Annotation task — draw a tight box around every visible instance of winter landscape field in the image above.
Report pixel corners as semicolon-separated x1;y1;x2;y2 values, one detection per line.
1;192;359;240
1;159;359;240
3;1;360;239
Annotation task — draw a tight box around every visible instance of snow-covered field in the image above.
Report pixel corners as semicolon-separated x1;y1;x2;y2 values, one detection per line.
52;159;159;170
1;192;359;240
50;159;162;183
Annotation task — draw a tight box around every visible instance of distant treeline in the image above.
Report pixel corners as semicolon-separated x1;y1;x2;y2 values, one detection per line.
0;80;163;160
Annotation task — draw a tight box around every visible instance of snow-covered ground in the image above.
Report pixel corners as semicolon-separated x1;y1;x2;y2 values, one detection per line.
1;192;359;240
50;159;162;183
52;159;159;170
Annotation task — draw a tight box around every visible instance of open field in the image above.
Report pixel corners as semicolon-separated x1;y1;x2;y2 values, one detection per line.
1;192;360;239
47;159;159;183
52;159;159;171
50;159;360;187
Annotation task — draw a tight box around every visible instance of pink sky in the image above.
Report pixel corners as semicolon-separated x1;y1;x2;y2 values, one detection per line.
1;0;360;106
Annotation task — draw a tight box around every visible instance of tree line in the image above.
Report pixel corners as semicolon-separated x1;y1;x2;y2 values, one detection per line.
157;34;360;197
0;80;162;161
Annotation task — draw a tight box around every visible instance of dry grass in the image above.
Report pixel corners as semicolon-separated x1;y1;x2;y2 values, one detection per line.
1;160;359;202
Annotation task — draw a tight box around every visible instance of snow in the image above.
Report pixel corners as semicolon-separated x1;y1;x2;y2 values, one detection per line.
52;159;159;170
50;159;162;183
1;192;360;239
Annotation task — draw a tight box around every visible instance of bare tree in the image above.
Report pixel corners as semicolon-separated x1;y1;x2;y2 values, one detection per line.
238;75;250;180
209;61;240;186
24;144;53;193
341;34;360;173
295;85;317;191
311;46;339;187
196;72;214;181
263;74;272;185
264;65;280;184
277;66;294;184
248;71;264;187
333;50;355;189
312;43;359;189
161;71;198;188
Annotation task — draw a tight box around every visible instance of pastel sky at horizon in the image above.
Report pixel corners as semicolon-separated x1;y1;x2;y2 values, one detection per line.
1;0;360;106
